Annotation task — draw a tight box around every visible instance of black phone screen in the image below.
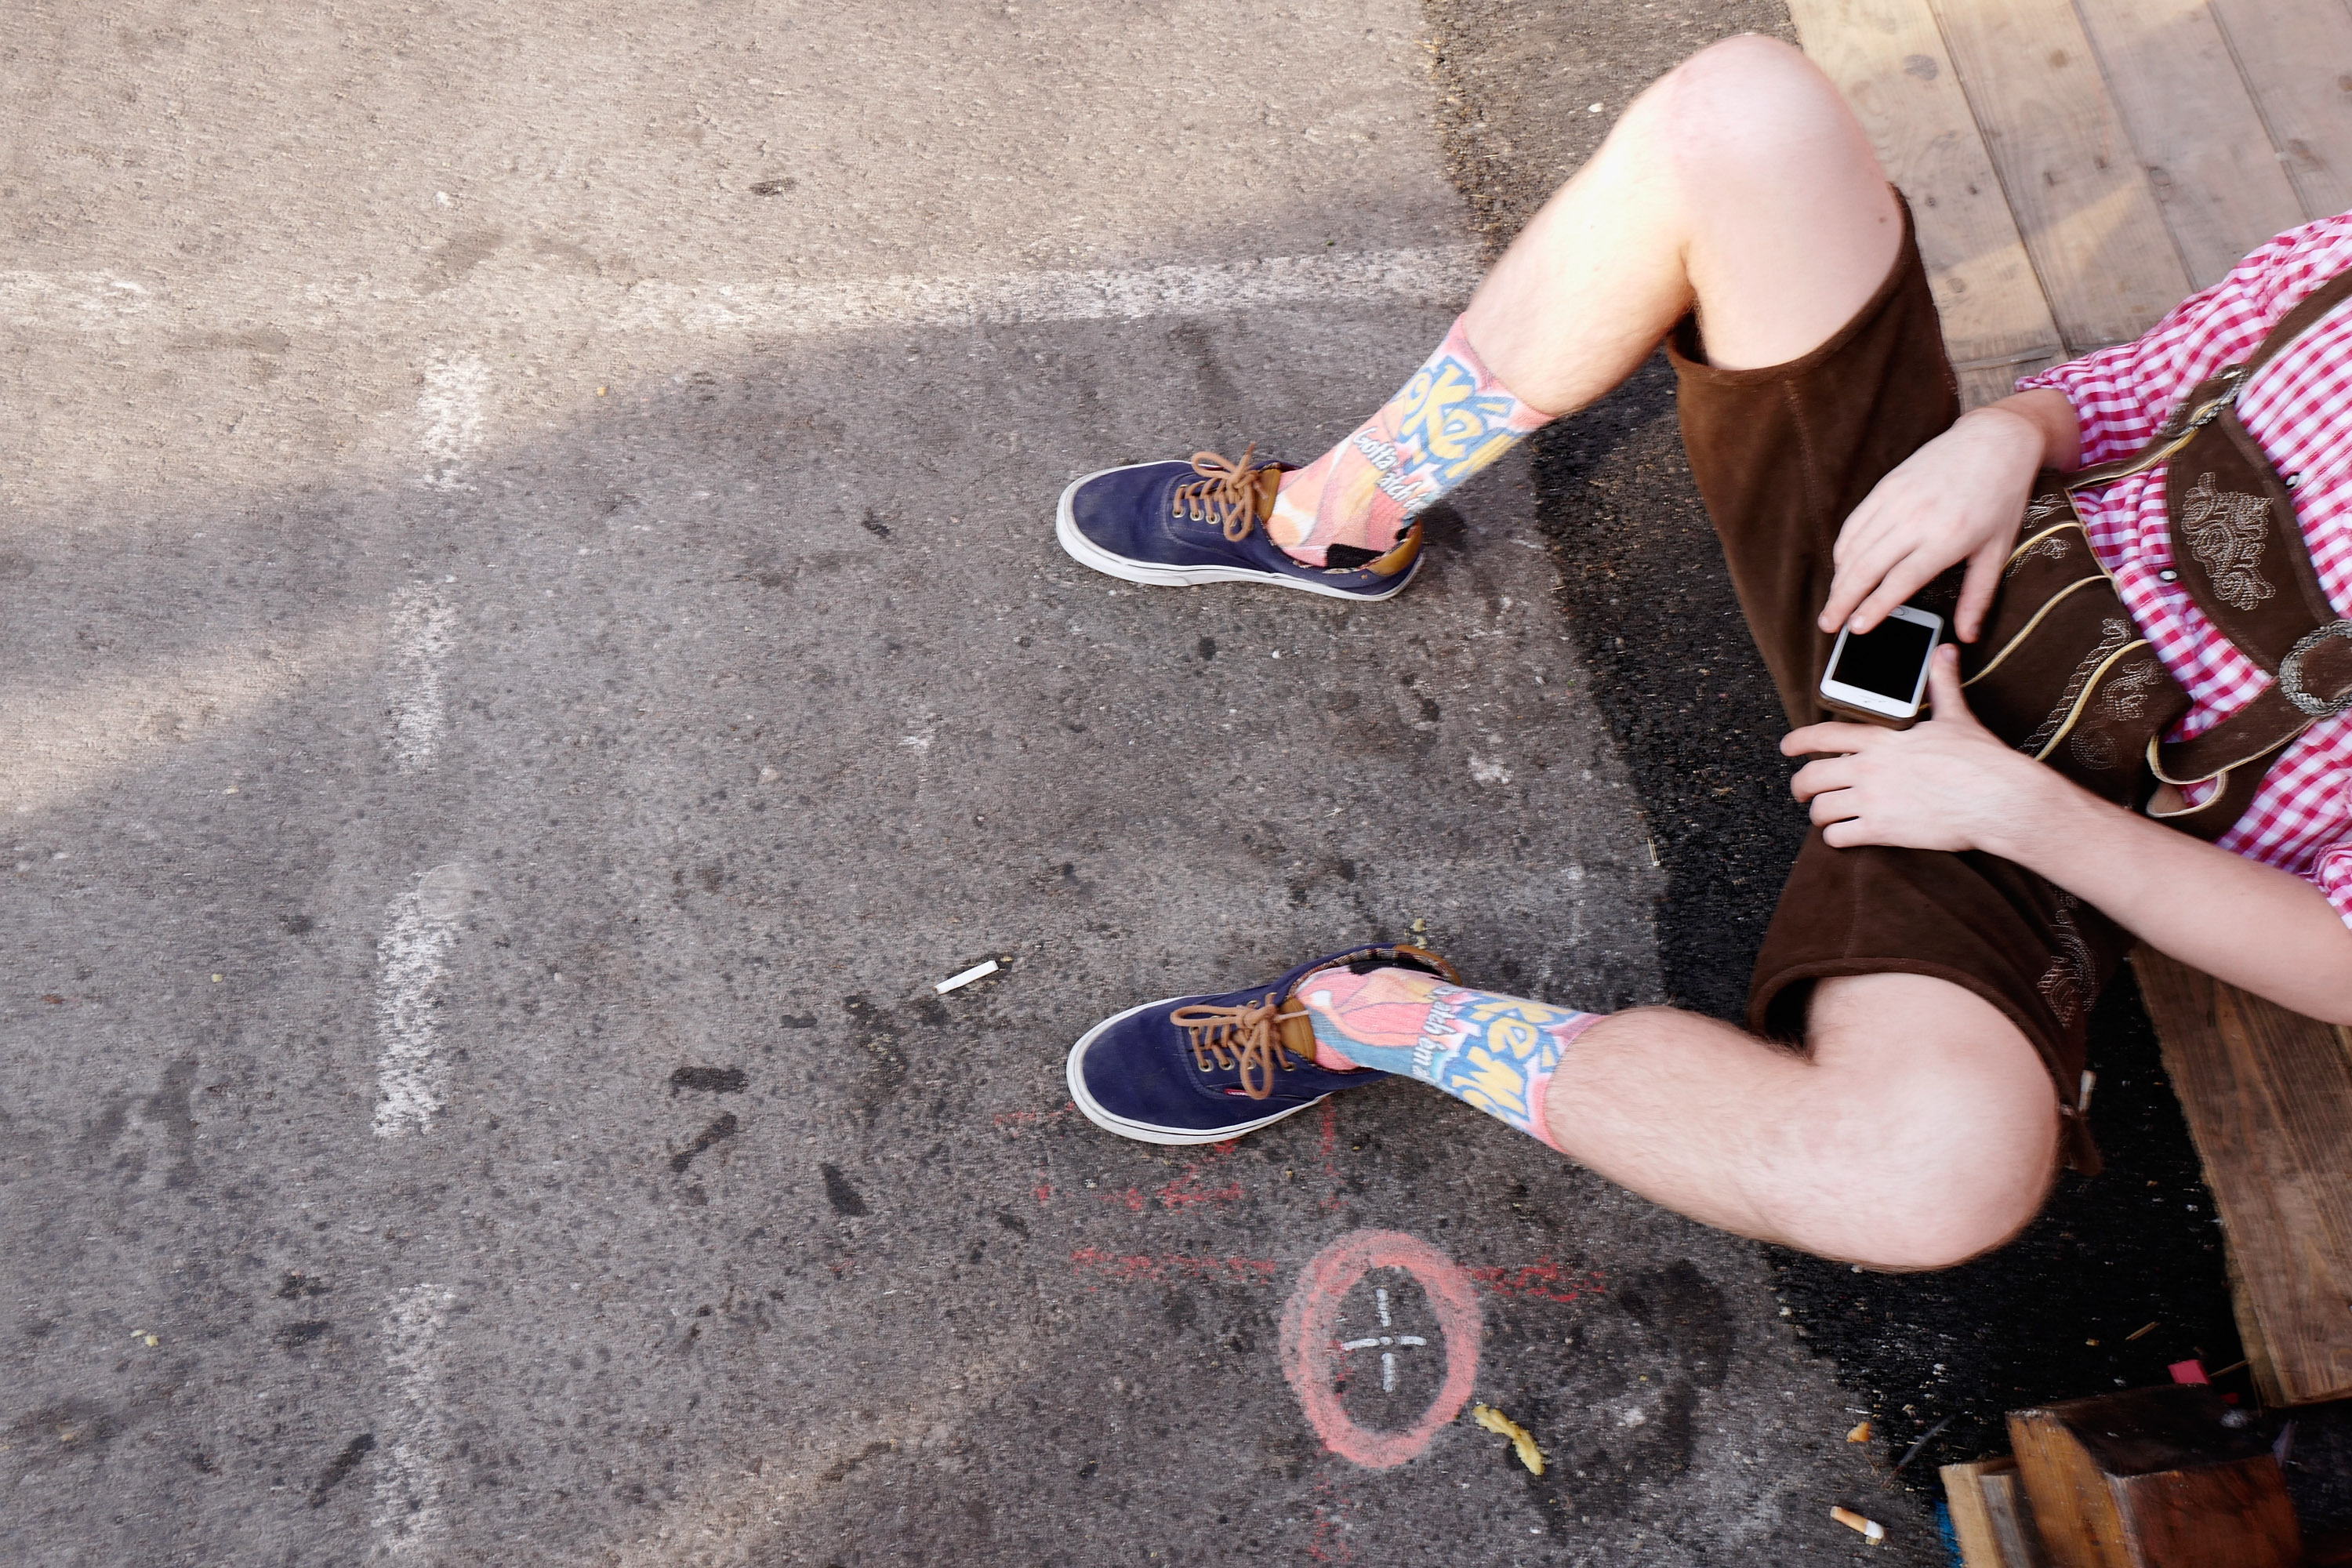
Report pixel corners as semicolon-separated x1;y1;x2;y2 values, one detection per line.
1828;616;1936;700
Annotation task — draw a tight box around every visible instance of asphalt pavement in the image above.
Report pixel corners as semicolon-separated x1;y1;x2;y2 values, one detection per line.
4;3;1987;1564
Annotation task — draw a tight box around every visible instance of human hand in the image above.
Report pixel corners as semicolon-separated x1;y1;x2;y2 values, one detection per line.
1781;645;2050;852
1818;401;2050;643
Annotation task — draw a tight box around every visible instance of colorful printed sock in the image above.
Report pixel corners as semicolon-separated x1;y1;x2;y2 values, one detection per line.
1268;315;1556;567
1296;965;1599;1152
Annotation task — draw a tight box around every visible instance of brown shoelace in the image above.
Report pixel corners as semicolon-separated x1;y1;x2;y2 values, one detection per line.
1168;992;1306;1101
1171;445;1272;542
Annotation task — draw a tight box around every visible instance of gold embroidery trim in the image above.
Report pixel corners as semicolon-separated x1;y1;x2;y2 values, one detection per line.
2024;630;2149;764
1962;575;2112;688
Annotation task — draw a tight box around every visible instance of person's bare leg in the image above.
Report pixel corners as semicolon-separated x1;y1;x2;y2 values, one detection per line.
1479;42;2027;1268
1280;42;2049;1271
1254;34;1897;564
1461;33;1903;410
1538;976;2058;1270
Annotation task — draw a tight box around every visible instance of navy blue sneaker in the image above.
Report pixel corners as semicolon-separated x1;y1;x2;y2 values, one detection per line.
1065;943;1461;1145
1054;447;1425;601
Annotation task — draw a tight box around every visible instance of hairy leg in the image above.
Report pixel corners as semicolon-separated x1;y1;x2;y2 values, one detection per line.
1259;36;1898;564
1463;33;1903;410
1542;975;2060;1270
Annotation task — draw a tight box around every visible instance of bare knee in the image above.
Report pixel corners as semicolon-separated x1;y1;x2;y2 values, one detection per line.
1636;34;1867;186
1799;985;2060;1270
1851;1091;2056;1271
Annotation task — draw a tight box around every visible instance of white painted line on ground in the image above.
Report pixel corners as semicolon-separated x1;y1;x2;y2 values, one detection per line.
0;270;152;328
604;246;1483;335
0;247;1480;339
372;864;477;1138
416;355;487;489
389;586;456;772
935;959;999;994
373;1283;456;1555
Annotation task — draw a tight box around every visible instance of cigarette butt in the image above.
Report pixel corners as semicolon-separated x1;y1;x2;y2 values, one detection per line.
934;959;1000;995
1846;1420;1871;1443
2126;1320;2159;1341
1831;1506;1885;1543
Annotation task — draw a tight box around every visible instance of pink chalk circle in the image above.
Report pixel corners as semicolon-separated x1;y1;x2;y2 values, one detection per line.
1279;1228;1483;1468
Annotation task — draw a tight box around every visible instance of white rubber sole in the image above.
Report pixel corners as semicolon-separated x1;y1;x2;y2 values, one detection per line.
1064;994;1327;1147
1053;465;1420;602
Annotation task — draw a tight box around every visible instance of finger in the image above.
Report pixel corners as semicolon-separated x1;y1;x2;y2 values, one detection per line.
1846;551;1947;636
1926;642;1976;723
1782;722;1883;758
1829;491;1904;571
1821;528;1922;634
1955;534;2009;643
1809;789;1861;827
1788;757;1854;804
1820;816;1871;849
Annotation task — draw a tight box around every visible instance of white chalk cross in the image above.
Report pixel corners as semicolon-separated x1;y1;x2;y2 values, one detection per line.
1340;1287;1429;1393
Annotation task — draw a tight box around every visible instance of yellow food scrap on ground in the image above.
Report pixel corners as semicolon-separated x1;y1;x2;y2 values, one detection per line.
1469;1403;1545;1475
1846;1420;1871;1443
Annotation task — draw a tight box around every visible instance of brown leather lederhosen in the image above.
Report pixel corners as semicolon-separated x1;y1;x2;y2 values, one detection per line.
1670;203;2352;1173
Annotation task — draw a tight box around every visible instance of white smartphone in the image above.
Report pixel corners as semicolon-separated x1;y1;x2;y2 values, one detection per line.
1819;604;1944;723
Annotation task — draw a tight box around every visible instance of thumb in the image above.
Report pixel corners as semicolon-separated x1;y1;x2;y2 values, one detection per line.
1927;641;1976;724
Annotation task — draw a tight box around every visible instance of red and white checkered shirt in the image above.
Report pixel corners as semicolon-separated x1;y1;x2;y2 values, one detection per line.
2018;214;2352;927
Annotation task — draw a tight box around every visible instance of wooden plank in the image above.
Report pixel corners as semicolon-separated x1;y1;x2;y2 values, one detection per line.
2133;949;2352;1405
2009;1386;2302;1567
2207;0;2352;223
2224;1241;2289;1408
1946;1456;2051;1566
1947;1457;2016;1568
1928;0;2194;350
1787;0;2067;408
1983;1468;2051;1568
2069;0;2307;289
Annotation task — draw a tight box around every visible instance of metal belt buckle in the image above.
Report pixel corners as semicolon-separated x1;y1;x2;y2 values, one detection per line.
2279;619;2352;717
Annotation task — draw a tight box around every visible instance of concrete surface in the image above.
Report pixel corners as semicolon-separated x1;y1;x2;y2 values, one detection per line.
3;3;1940;1563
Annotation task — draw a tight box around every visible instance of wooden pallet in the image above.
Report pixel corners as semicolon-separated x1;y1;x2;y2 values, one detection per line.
1785;0;2350;407
2133;950;2352;1408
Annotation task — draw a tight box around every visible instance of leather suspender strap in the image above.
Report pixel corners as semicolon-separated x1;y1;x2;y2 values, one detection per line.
2062;268;2352;493
2244;267;2352;378
2055;268;2352;838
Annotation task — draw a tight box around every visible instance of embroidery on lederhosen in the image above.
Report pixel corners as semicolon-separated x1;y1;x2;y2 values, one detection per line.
2180;471;2277;611
2020;618;2135;757
2067;656;2165;771
2005;494;2075;579
2035;891;2095;1029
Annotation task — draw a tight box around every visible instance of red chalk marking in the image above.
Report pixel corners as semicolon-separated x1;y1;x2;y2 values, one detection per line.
1316;1101;1345;1211
1465;1257;1606;1304
993;1103;1074;1134
1280;1229;1481;1469
1069;1247;1279;1288
1153;1145;1245;1210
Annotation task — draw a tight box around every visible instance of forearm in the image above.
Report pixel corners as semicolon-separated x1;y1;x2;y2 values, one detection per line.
1975;387;2082;473
1984;770;2352;1023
